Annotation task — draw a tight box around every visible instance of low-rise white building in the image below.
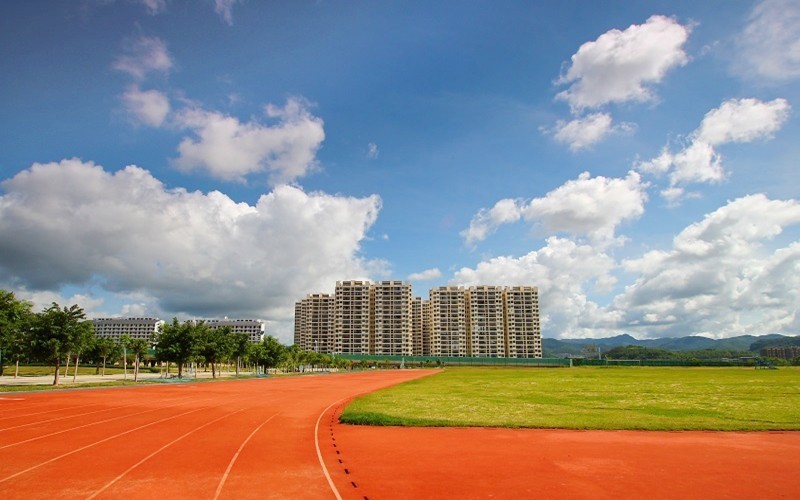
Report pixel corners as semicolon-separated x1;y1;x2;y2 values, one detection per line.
200;319;265;344
91;317;164;342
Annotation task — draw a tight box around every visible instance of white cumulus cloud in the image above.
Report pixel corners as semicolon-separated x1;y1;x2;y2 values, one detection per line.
113;36;172;81
0;159;382;342
454;237;621;338
461;198;523;246
614;194;800;337
121;85;170;127
556;15;690;111
463;171;647;246
696;98;791;145
638;98;791;201
367;142;379;159
214;0;240;25
737;0;800;82
551;113;634;151
137;0;167;15
408;268;442;281
173;97;326;184
524;171;648;244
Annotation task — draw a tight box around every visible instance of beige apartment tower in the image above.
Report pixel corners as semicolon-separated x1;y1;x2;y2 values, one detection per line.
334;280;372;354
295;282;541;359
293;301;305;347
505;286;541;358
421;299;433;356
372;280;413;356
468;285;507;357
411;296;423;356
294;293;334;352
430;286;468;357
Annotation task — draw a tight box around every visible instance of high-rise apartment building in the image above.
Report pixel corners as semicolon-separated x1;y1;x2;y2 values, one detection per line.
468;285;507;357
430;286;468;357
411;296;423;356
505;286;541;358
334;280;372;354
294;293;334;352
372;280;412;356
422;299;433;356
293;302;305;347
294;282;542;359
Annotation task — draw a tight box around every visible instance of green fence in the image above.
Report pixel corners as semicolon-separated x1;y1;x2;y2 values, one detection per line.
572;358;760;367
336;354;571;367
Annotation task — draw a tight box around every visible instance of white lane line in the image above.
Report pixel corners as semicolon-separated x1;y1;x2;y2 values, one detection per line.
0;404;211;484
315;397;346;500
87;408;248;499
0;395;199;451
0;403;97;421
0;404;133;433
213;412;280;500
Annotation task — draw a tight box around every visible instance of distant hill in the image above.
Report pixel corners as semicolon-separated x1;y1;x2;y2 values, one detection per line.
542;333;795;358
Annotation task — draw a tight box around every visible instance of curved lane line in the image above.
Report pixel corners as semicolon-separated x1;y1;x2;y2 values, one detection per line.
0;404;211;484
0;395;199;451
0;403;100;422
0;404;133;433
88;408;248;499
315;397;346;500
213;412;280;500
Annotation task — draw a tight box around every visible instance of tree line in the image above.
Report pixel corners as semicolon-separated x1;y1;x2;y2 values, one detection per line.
602;344;800;365
0;290;349;386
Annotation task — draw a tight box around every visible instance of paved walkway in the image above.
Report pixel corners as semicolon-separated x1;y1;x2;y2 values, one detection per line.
0;370;265;386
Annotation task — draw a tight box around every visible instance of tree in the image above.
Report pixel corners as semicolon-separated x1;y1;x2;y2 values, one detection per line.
251;335;286;374
69;321;95;383
197;325;234;378
230;333;250;376
0;290;34;378
154;318;200;378
126;338;150;382
92;336;120;376
30;303;93;386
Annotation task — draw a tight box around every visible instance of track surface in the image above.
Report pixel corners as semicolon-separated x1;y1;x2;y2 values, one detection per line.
3;370;799;499
0;370;431;499
325;407;800;499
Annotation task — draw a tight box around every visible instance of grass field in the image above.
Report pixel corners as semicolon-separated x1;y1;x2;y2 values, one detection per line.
340;367;800;431
0;365;132;377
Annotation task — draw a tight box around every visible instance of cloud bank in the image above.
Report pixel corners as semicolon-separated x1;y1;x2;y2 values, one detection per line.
0;159;381;336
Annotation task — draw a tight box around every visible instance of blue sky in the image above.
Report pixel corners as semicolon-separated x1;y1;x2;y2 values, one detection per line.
1;0;798;342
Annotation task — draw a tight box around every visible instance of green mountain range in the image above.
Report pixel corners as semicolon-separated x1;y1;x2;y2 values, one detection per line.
543;333;800;358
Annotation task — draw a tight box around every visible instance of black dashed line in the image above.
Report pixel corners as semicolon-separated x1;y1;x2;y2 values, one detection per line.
351;481;358;489
344;468;349;474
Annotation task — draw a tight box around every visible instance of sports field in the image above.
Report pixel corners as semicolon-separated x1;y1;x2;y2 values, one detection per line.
2;368;799;499
341;366;800;430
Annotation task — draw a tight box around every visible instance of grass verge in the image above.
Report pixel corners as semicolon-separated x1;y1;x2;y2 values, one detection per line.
340;366;800;431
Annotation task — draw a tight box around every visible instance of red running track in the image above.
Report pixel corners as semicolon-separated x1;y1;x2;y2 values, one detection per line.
323;405;800;499
0;370;433;499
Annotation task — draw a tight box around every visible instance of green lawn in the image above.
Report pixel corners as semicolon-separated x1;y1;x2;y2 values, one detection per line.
341;367;800;431
1;365;131;377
